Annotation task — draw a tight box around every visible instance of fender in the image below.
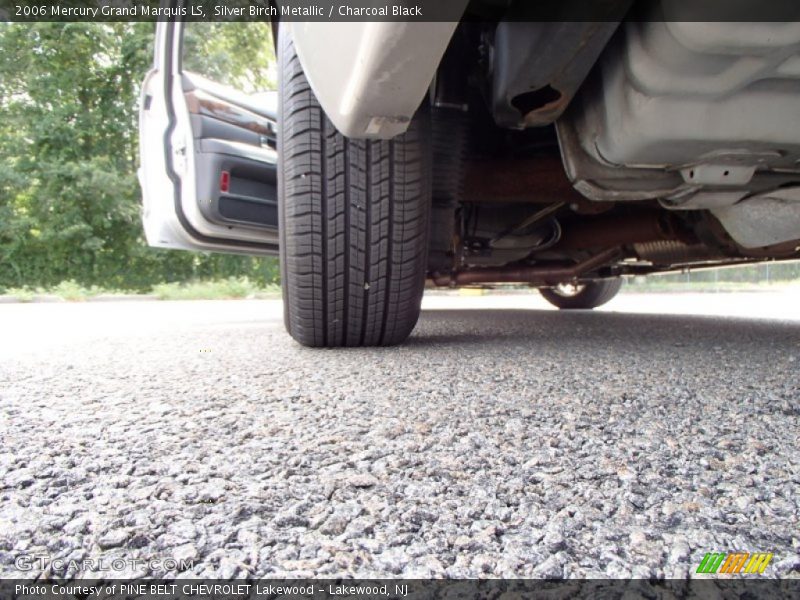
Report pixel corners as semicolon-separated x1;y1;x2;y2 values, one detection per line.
289;18;465;139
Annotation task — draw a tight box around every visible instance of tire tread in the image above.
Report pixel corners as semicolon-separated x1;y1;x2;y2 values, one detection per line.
279;30;430;347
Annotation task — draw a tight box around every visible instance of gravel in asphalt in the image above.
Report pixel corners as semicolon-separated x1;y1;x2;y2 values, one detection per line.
0;296;798;579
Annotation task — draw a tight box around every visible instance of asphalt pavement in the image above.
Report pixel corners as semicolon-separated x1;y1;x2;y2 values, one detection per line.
1;291;798;578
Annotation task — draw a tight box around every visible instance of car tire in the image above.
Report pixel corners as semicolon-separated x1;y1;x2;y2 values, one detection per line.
539;278;623;310
278;27;431;347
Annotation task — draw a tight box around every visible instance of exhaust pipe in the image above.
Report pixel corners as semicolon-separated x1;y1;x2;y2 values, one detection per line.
432;247;621;286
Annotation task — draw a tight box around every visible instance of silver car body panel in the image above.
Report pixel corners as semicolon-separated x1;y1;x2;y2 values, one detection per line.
559;19;800;247
290;20;462;139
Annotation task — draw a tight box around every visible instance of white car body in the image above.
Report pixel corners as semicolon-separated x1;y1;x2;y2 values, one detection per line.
291;21;461;139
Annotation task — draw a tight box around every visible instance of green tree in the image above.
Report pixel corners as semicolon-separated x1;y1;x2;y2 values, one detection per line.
183;22;276;93
0;21;279;291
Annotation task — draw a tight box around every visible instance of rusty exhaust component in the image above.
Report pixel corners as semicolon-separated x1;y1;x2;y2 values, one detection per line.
553;212;680;250
633;241;722;265
463;156;588;204
432;247;621;287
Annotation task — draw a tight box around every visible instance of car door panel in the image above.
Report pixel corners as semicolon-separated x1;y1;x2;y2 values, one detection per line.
195;139;278;228
183;79;278;232
139;19;278;256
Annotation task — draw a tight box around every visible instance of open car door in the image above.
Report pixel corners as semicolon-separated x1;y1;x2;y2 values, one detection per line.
139;19;279;255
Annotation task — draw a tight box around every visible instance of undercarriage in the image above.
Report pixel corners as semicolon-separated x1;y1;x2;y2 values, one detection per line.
427;11;800;290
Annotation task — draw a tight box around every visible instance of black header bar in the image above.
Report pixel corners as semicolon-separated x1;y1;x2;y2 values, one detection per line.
2;0;800;22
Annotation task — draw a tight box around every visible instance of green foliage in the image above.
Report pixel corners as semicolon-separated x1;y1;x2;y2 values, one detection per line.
152;277;280;301
0;21;280;293
4;287;37;302
183;22;276;93
51;279;103;301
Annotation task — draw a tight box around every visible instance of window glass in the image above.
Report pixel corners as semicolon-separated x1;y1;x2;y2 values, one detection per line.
182;22;276;93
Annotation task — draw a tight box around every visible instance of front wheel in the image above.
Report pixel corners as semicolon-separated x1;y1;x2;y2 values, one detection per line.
539;278;623;310
278;28;431;347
